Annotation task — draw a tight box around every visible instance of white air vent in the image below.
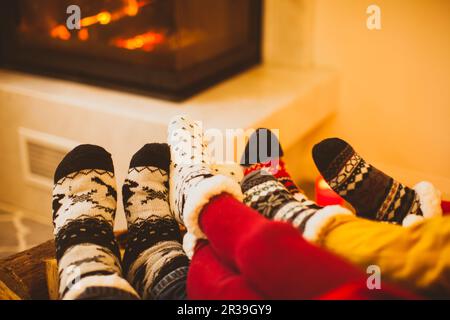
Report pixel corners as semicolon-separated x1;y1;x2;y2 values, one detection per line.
18;128;79;189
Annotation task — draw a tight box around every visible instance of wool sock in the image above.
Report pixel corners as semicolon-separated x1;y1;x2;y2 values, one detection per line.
52;145;139;300
241;128;301;194
122;143;189;300
312;138;442;226
167;115;243;257
241;169;352;242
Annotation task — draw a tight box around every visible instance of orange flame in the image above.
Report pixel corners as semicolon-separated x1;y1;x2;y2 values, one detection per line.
124;0;139;16
50;0;151;41
78;29;89;41
50;25;71;40
113;31;165;51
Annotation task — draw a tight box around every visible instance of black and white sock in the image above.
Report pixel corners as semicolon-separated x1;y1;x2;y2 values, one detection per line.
241;169;353;242
167;115;243;257
312;138;442;226
122;143;189;299
52;145;139;300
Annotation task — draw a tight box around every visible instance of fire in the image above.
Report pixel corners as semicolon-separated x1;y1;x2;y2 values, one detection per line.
51;25;71;41
113;31;165;51
78;29;89;41
50;0;151;41
124;0;139;16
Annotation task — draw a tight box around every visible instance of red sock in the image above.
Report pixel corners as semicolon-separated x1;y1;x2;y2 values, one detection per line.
187;241;264;300
199;194;414;299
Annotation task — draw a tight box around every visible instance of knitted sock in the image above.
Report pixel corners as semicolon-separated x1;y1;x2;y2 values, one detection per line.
167;115;243;257
241;169;352;242
122;143;189;300
312;138;442;226
52;145;139;300
241;128;301;194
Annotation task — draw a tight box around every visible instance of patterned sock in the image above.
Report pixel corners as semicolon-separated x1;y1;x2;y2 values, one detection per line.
167;115;243;258
312;138;442;226
122;143;189;300
241;169;352;242
241;128;301;194
52;145;139;300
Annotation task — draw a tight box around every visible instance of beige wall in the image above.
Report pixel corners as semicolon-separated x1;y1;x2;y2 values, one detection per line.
278;0;450;197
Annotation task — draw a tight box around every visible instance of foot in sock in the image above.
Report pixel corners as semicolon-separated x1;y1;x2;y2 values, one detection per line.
241;128;301;194
122;143;189;299
241;169;353;242
312;138;442;226
52;145;139;300
167;115;243;257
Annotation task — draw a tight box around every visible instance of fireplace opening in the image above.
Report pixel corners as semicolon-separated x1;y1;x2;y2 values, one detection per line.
0;0;262;100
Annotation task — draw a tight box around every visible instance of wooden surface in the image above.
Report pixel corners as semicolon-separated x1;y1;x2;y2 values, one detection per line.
0;240;55;300
0;265;30;300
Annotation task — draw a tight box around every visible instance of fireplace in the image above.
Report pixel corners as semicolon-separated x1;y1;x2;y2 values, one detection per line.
0;0;262;100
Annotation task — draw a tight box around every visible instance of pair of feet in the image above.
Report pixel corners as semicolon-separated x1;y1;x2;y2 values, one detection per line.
53;143;188;300
52;116;242;299
240;129;443;238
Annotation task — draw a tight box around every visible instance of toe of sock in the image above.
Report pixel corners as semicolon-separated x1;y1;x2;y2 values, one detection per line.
129;143;170;171
241;128;284;166
312;138;352;179
54;144;113;183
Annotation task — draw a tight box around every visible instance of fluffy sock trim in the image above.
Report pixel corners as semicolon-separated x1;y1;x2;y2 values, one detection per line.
413;181;443;219
402;214;425;227
182;232;197;259
401;181;443;227
303;205;354;243
183;175;243;242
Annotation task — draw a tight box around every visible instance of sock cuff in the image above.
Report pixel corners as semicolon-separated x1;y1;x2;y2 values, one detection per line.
184;175;243;242
129;143;170;171
54;144;113;183
303;205;354;243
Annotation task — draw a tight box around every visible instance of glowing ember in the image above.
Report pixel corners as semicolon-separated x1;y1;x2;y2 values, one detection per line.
124;0;139;16
113;31;165;51
49;0;151;41
97;12;111;25
78;29;89;41
51;25;71;40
